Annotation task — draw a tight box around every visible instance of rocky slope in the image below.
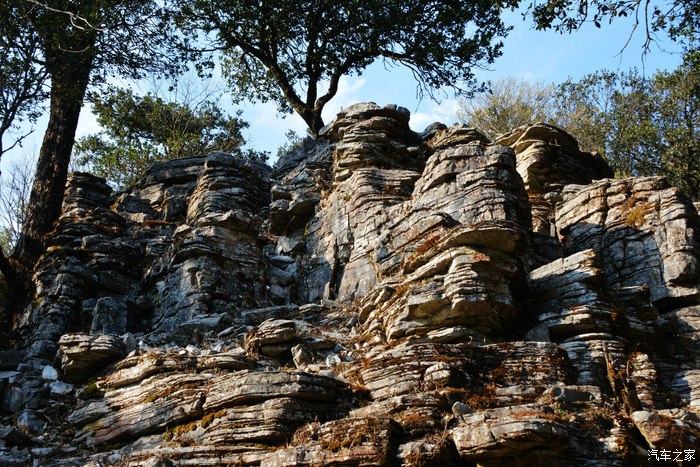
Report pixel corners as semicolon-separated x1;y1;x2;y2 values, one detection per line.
2;103;700;466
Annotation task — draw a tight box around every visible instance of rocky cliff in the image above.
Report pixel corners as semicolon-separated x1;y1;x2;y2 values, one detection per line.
2;103;700;466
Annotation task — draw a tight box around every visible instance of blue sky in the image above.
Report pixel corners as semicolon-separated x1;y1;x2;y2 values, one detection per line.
234;9;685;157
0;7;686;172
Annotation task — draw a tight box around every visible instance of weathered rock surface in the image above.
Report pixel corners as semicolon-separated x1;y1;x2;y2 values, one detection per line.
496;123;612;234
556;177;700;308
58;333;126;383
2;103;700;466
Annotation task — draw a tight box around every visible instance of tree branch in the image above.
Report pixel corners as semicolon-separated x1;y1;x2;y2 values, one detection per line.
24;0;106;31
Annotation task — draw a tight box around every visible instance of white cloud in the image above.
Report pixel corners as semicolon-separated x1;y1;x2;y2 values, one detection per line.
232;75;370;160
321;76;368;120
235;101;307;158
409;99;460;131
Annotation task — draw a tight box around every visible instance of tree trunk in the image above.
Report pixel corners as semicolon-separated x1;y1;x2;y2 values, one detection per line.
298;106;325;138
0;250;23;332
310;111;325;137
12;60;93;282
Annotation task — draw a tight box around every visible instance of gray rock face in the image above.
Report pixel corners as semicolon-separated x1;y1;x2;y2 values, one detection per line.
451;404;571;463
147;154;271;332
58;333;126;383
4;104;700;466
17;154;271;364
496;123;613;237
270;103;425;304
556;177;700;307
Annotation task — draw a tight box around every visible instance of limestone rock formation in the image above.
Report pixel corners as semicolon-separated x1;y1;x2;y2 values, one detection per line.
2;103;700;466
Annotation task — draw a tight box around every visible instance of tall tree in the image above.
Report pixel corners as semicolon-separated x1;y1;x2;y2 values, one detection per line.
0;0;180;309
605;70;660;177
553;66;699;198
177;0;518;136
552;70;663;177
456;77;557;139
75;85;267;189
453;67;699;200
7;0;180;292
0;0;47;288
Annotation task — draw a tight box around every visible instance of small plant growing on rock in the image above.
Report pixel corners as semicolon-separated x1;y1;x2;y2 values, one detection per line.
200;409;227;429
465;383;497;410
621;196;656;228
397;410;440;435
163;420;199;442
290;420;321;446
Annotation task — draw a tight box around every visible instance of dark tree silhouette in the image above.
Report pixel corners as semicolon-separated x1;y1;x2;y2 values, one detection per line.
178;0;517;135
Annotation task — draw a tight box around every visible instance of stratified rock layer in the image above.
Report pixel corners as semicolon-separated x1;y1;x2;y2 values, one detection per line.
2;103;700;466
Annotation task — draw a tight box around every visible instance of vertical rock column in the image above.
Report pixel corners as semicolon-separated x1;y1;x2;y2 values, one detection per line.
360;125;532;342
270;103;426;304
148;154;271;334
555;177;700;307
22;173;131;363
529;175;700;410
526;249;631;388
268;139;334;304
324;104;425;302
496;123;613;267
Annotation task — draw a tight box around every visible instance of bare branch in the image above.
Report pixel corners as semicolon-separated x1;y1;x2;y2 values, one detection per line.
23;0;106;31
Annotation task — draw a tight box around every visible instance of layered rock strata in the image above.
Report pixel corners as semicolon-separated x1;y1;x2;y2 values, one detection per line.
2;103;700;466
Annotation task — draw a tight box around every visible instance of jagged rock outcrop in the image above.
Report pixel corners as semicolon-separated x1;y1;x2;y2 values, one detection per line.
495;123;614;269
2;103;700;466
556;177;700;307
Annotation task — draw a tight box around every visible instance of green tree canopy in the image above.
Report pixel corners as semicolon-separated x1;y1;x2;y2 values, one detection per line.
0;0;47;160
454;66;700;199
553;66;699;198
177;0;518;135
456;77;557;139
75;86;267;189
552;70;619;156
649;63;700;199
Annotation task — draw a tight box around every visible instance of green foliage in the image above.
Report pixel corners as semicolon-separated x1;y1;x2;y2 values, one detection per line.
649;63;700;199
553;65;700;198
552;70;618;157
74;86;267;189
178;0;519;134
456;62;700;199
605;71;660;177
0;0;48;157
24;0;182;83
276;130;306;159
456;77;557;139
528;0;699;52
2;0;187;276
